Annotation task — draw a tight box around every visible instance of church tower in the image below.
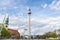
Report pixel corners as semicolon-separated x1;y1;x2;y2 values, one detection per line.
5;15;9;27
3;14;9;27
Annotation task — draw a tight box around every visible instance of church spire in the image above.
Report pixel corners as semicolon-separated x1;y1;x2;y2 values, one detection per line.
3;13;9;27
5;15;9;27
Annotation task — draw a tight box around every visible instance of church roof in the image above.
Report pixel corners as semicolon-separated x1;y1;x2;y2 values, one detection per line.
8;29;19;35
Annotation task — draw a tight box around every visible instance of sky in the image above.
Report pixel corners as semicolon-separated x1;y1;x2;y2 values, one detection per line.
0;0;60;35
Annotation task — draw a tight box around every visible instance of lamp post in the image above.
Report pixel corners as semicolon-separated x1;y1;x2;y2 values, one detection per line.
23;29;27;39
28;8;31;39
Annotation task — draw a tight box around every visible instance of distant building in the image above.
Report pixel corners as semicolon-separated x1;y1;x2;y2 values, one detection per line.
54;29;60;35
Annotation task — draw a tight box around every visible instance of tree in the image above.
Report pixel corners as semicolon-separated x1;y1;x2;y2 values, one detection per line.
36;32;58;39
16;33;20;39
36;34;46;39
1;28;11;38
46;32;57;38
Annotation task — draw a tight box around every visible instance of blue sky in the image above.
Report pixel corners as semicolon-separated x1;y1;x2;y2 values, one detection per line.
0;0;60;35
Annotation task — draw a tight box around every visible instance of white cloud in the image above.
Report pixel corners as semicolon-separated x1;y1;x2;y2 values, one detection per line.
0;13;60;35
42;4;48;8
49;0;60;11
30;16;60;34
0;0;13;6
0;0;60;35
0;14;5;23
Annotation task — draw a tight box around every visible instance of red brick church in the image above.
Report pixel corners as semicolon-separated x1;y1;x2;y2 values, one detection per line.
8;28;20;38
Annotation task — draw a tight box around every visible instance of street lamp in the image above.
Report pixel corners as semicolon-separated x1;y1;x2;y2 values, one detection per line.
23;29;27;39
28;8;31;39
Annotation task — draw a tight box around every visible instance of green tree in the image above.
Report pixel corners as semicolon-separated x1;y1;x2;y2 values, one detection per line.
36;34;46;39
36;32;58;39
1;28;11;38
46;32;57;38
16;33;20;39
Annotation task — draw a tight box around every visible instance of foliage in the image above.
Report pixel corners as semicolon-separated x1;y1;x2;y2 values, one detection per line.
1;28;11;38
15;33;20;39
36;34;46;39
45;32;57;38
36;32;58;39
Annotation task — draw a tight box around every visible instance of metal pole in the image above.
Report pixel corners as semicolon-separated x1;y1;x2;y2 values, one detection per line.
23;29;27;39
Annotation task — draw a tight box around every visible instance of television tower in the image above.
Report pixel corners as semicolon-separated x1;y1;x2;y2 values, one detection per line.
28;8;31;39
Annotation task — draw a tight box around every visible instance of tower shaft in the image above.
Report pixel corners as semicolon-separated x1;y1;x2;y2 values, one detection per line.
28;14;31;38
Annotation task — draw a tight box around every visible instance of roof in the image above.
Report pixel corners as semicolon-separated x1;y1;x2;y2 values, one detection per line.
8;29;19;35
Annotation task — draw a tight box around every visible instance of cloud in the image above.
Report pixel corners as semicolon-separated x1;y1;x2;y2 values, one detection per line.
0;0;11;6
0;14;5;23
41;0;60;11
42;4;48;8
49;0;60;11
0;11;60;35
0;0;60;35
30;16;60;35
